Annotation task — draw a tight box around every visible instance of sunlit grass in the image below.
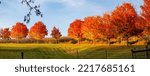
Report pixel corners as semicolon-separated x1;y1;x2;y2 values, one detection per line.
0;43;146;59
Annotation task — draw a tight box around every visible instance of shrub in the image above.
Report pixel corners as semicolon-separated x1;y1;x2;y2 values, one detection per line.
69;39;78;44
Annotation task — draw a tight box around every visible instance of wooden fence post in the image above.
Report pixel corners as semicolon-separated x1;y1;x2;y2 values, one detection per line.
131;49;134;59
131;46;150;59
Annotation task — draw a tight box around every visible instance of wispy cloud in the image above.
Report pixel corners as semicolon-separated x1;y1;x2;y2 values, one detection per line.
38;0;86;7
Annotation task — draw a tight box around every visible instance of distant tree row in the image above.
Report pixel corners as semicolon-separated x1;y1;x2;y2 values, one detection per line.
68;1;150;45
0;21;62;41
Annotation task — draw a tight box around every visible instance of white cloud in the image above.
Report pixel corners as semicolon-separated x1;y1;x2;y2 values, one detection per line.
60;0;86;7
37;0;103;14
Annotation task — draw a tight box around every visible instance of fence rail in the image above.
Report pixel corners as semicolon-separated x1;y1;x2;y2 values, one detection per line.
131;46;150;59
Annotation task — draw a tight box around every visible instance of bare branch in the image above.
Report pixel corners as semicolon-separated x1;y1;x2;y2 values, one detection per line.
21;0;43;23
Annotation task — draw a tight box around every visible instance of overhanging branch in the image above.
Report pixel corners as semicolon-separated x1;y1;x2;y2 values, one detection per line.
21;0;43;23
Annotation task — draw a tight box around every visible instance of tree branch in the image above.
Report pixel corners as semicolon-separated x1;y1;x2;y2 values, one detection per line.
21;0;43;23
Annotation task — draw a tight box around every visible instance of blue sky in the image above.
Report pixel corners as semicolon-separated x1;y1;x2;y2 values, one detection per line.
0;0;143;36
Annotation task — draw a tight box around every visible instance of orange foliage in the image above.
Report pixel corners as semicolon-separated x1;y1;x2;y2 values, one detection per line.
0;28;10;39
134;16;146;36
81;16;103;40
102;13;117;40
141;0;150;38
11;22;28;39
68;19;83;40
141;0;150;25
111;2;140;37
29;21;48;40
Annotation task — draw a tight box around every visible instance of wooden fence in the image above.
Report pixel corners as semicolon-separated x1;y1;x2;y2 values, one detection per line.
131;46;150;59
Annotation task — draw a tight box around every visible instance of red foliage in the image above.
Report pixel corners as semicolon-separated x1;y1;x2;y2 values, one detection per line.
102;13;117;40
29;21;48;40
11;22;28;39
81;16;103;40
0;28;10;39
51;26;62;40
68;19;83;40
111;2;140;37
141;0;150;38
141;0;150;26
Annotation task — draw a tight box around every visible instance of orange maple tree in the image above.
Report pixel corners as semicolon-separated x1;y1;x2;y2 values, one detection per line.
51;26;62;43
141;0;150;42
141;0;150;25
81;16;103;42
111;2;141;46
11;22;28;39
0;29;2;38
102;13;117;44
112;3;138;37
29;21;48;40
134;16;145;37
0;28;10;39
68;19;83;44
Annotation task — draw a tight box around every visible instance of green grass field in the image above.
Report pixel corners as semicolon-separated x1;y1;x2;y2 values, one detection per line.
0;43;147;59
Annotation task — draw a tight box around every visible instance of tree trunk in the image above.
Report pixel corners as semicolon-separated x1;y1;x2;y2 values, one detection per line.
17;38;19;43
56;39;59;44
118;37;121;44
93;39;95;45
127;37;129;46
36;40;39;43
108;38;111;46
78;39;80;45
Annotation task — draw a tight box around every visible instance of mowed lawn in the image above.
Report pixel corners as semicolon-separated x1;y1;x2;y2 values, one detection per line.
0;43;146;59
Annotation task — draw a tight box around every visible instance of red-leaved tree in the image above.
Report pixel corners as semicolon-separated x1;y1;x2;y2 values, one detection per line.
111;2;140;46
81;16;103;43
51;26;62;43
102;13;117;45
29;21;48;40
0;28;10;39
0;28;3;39
68;19;83;44
11;22;28;40
141;0;150;43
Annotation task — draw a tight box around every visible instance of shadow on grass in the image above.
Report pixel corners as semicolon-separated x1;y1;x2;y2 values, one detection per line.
0;45;147;59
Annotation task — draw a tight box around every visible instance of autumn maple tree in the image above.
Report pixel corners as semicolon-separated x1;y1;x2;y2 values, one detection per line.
102;13;117;45
0;29;3;38
29;21;48;40
68;19;83;44
51;26;62;43
141;0;150;24
141;0;150;43
0;28;10;39
11;22;28;40
81;16;103;43
111;2;140;46
134;16;145;37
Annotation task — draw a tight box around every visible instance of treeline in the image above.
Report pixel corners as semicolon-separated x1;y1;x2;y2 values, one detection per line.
68;1;150;45
0;21;63;43
0;37;75;44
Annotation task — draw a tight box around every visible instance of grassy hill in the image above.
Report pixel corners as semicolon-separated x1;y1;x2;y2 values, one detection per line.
0;43;146;59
